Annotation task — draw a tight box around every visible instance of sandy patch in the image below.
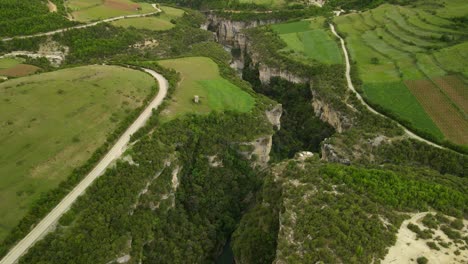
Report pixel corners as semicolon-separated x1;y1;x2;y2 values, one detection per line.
382;212;468;264
47;0;57;12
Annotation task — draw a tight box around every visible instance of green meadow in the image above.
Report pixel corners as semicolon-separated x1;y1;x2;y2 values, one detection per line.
272;17;343;65
0;65;155;241
158;57;255;119
111;6;184;31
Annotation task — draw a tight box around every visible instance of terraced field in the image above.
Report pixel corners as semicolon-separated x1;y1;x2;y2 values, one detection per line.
0;65;155;241
158;57;255;119
334;2;468;145
111;6;184;31
272;17;343;65
66;0;155;22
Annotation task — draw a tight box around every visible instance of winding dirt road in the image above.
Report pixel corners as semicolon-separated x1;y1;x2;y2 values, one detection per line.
329;23;445;150
1;5;161;42
0;68;168;264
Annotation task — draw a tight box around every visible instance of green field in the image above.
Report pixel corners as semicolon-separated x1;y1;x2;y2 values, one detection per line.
158;57;255;119
0;65;155;241
0;58;22;69
111;6;184;31
66;0;156;22
362;82;444;139
0;57;40;78
272;17;343;65
334;2;468;144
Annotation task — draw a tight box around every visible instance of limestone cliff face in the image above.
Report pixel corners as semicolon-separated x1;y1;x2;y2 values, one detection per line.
265;104;282;130
238;104;282;167
203;13;279;47
311;91;352;133
258;65;309;84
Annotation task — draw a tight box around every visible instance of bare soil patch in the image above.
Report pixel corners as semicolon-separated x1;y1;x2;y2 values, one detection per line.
434;75;468;114
405;79;468;145
0;64;40;77
104;0;140;11
47;0;58;12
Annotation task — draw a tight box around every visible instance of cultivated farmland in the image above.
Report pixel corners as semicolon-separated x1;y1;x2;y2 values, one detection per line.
0;58;40;78
0;65;155;241
334;2;468;145
272;17;343;65
66;0;155;22
158;57;255;119
111;6;184;31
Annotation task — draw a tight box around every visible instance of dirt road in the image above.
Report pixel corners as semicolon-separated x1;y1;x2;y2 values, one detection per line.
329;23;445;150
0;68;168;264
0;6;161;42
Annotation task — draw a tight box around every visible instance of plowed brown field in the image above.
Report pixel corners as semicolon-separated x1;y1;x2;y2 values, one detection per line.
0;64;39;77
405;79;468;145
104;0;139;11
434;75;468;114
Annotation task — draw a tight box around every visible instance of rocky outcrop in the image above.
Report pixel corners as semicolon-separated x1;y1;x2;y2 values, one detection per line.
265;104;282;130
239;136;273;167
321;143;351;165
258;65;309;84
311;90;352;133
204;13;279;47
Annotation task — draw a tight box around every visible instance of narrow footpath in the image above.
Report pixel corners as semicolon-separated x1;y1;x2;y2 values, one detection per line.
0;68;168;264
329;23;446;150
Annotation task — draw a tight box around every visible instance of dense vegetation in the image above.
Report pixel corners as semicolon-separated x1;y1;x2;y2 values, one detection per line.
232;159;467;263
19;109;273;263
0;0;76;37
243;75;334;161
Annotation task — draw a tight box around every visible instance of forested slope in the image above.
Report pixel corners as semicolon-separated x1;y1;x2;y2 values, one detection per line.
0;0;75;37
233;158;468;263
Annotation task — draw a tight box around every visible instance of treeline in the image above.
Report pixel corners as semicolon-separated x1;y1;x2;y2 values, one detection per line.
232;159;467;263
0;0;76;37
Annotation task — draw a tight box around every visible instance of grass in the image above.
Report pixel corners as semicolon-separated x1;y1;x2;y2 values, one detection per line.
272;17;342;65
334;3;468;144
0;65;155;241
67;0;156;22
0;58;40;77
362;82;444;139
111;6;184;31
0;58;23;69
158;57;255;119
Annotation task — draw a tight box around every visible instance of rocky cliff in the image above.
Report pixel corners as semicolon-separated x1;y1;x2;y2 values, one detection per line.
311;91;353;133
203;13;279;47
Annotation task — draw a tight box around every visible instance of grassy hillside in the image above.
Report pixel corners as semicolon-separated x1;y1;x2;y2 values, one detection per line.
272;17;343;65
158;57;255;119
0;65;155;241
110;6;184;31
334;2;468;145
66;0;156;22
